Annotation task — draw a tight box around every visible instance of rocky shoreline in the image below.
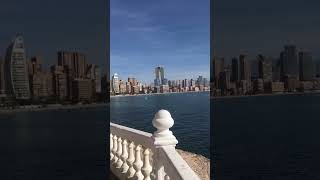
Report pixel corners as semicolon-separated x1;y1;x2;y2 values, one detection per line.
177;149;210;180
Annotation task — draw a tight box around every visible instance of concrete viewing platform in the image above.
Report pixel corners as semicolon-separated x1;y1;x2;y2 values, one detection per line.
110;109;206;180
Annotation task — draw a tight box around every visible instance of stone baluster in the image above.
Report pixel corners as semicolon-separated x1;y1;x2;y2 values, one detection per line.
116;137;123;171
142;148;152;180
127;142;136;179
110;134;114;160
120;139;129;179
151;109;178;180
112;135;118;164
133;145;144;180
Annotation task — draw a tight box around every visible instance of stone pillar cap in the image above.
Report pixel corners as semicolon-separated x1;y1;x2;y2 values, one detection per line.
152;109;178;147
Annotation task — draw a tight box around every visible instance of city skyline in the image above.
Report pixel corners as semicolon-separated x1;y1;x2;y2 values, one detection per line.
0;34;106;104
110;0;210;84
111;71;209;86
213;0;320;60
0;0;107;71
111;65;209;95
0;34;104;76
212;44;320;97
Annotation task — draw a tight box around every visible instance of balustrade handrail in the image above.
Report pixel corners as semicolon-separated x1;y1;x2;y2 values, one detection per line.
110;122;153;148
110;109;200;180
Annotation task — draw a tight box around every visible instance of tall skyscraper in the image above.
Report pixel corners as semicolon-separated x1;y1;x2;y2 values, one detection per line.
28;56;43;75
30;72;53;98
28;56;54;99
231;57;239;82
0;57;5;95
155;66;164;81
58;51;87;78
239;54;251;81
86;64;101;93
154;66;167;86
51;65;67;100
72;78;93;102
4;35;31;99
212;57;221;88
280;45;299;80
57;51;87;99
258;55;272;82
218;70;231;95
299;51;313;81
112;73;120;94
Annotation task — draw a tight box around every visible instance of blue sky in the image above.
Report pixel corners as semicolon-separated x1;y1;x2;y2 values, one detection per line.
214;0;320;61
0;0;107;73
110;0;210;84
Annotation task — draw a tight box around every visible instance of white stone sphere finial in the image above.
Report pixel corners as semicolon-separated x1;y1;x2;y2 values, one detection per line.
152;109;178;147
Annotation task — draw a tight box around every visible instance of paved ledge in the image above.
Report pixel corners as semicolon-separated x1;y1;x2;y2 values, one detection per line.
177;149;210;180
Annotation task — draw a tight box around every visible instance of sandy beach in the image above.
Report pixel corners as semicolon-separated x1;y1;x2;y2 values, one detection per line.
211;90;320;100
0;103;108;114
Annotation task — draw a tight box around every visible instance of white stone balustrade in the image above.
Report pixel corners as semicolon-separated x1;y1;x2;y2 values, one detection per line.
110;109;200;180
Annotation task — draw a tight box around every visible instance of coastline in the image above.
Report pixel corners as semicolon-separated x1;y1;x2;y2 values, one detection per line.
0;103;108;114
110;90;210;98
211;90;320;100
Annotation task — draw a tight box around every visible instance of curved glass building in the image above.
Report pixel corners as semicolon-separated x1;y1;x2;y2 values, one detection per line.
111;73;119;94
5;35;31;99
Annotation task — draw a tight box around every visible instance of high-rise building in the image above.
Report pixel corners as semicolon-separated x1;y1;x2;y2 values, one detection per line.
299;51;313;81
239;54;251;81
0;57;5;95
119;80;126;94
212;57;221;88
86;64;101;93
250;59;259;80
100;74;109;100
154;66;166;86
197;76;204;87
231;57;239;82
203;78;209;87
4;35;31;99
258;55;273;82
112;73;120;94
58;51;87;99
272;59;281;81
128;77;137;86
51;65;67;100
280;45;298;80
28;56;50;99
28;56;43;75
58;51;87;78
31;72;53;98
220;58;225;71
218;70;231;95
72;78;93;102
126;82;131;94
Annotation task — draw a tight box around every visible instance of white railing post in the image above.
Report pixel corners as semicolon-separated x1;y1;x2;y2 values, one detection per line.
110;133;114;160
126;142;136;179
120;139;129;179
152;109;178;147
151;109;178;180
110;109;200;180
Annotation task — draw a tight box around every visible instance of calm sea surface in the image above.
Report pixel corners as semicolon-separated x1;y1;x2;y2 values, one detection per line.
213;93;320;180
0;107;107;180
110;92;210;157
